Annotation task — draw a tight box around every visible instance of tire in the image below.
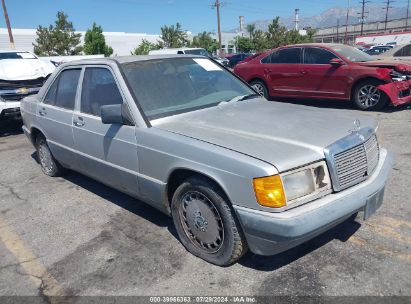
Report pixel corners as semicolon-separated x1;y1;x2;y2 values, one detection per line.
171;177;247;266
35;134;64;177
352;79;388;111
250;79;269;99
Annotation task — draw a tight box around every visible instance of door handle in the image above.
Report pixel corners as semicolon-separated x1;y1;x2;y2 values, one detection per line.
301;70;308;75
39;108;47;116
73;116;85;127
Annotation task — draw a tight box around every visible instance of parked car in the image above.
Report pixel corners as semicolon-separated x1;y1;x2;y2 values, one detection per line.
21;55;393;265
376;43;411;62
365;46;392;55
0;50;55;120
228;53;252;68
234;43;411;110
149;47;228;67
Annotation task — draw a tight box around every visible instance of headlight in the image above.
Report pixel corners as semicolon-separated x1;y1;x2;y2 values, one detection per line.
253;161;331;208
390;70;407;82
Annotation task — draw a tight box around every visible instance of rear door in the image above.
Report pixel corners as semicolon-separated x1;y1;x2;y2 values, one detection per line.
37;68;81;168
261;47;305;97
72;66;139;196
300;47;350;98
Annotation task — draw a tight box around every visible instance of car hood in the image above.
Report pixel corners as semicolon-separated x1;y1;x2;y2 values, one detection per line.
152;100;377;172
357;60;411;72
0;59;55;81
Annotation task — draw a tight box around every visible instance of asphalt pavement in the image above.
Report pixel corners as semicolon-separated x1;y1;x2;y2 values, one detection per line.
0;101;410;301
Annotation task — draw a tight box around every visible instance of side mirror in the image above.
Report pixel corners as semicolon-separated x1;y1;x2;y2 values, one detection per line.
330;58;344;66
101;104;124;124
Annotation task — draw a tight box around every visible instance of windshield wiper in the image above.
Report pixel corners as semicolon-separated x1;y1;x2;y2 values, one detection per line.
218;93;260;105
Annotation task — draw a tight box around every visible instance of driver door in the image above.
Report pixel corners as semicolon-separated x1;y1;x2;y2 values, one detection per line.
72;66;139;196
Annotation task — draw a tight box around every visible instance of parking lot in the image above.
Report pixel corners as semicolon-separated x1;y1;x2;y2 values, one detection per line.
0;100;410;299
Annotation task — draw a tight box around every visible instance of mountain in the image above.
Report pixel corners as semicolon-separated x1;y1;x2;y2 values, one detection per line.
229;5;408;32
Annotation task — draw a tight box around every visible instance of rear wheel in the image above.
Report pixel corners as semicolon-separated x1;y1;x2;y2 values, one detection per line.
250;79;269;99
353;80;388;110
35;134;65;177
171;177;247;266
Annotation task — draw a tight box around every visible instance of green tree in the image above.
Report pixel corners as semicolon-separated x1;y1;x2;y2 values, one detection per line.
159;22;188;48
265;17;287;49
190;31;218;53
235;36;254;53
33;11;82;56
246;23;256;40
84;22;113;57
132;39;159;55
33;25;55;56
252;29;268;52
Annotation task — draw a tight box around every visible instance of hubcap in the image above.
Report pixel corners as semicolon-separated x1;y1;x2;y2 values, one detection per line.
357;85;381;108
252;83;265;96
38;141;53;174
179;191;224;253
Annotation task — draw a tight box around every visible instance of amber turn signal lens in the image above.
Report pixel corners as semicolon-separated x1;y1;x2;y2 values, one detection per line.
253;175;286;208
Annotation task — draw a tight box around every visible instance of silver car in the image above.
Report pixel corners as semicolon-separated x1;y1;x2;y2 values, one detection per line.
21;55;393;266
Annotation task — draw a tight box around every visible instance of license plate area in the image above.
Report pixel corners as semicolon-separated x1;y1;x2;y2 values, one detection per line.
363;187;385;220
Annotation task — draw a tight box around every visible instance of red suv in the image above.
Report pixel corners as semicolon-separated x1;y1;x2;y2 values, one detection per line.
234;43;411;110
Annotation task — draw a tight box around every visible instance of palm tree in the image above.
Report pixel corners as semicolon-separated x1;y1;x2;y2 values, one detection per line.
246;23;256;40
159;22;188;48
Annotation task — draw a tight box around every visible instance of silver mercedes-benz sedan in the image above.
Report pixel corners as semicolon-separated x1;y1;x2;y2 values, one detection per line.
21;55;393;266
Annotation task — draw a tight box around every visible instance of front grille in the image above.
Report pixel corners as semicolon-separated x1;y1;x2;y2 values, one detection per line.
333;135;379;190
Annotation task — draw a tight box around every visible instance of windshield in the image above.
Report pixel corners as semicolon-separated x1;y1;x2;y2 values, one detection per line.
0;52;36;60
329;45;374;62
122;57;255;120
184;49;209;56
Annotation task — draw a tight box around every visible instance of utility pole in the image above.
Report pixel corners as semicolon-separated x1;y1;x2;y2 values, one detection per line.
1;0;14;49
211;0;222;55
384;0;394;31
336;19;339;43
406;0;409;31
358;0;370;36
344;0;350;44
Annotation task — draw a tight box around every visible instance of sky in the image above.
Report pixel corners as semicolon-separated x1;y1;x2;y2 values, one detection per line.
1;0;409;34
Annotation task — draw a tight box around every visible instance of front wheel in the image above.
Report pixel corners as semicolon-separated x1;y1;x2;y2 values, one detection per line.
250;79;269;99
353;80;388;110
171;177;247;266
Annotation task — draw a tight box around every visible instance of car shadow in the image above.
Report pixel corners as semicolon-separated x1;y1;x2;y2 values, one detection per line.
30;151;178;238
271;98;411;113
239;217;361;271
0;119;23;137
30;151;362;271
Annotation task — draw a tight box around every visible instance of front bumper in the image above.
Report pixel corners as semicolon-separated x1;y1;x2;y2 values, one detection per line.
234;148;394;256
378;80;411;106
0;100;21;118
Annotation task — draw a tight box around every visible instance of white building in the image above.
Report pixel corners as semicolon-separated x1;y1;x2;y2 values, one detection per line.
0;28;238;55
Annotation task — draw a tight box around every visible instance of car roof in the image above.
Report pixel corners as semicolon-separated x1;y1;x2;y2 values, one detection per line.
0;50;31;53
376;43;409;57
58;54;204;67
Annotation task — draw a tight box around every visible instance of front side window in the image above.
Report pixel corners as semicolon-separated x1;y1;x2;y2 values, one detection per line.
304;48;338;64
122;57;255;120
80;67;123;117
43;69;81;110
397;45;411;57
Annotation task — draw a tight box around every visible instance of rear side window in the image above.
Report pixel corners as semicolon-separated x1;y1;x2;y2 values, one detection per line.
396;45;411;57
80;67;123;117
263;48;301;64
43;69;81;110
304;48;338;64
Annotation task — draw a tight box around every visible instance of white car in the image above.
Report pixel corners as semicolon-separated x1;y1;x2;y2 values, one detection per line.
0;50;55;120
